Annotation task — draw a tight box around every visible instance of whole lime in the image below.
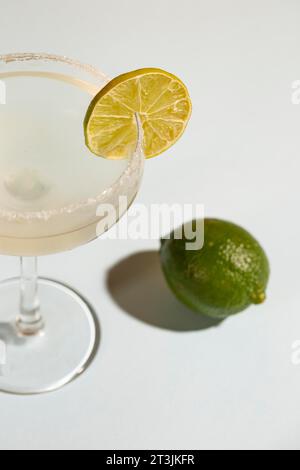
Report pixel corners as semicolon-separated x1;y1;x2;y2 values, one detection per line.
160;219;270;319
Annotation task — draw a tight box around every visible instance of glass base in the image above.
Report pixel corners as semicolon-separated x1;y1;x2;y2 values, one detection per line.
0;278;99;395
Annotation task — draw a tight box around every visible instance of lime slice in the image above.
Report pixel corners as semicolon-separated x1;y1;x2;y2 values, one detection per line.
84;68;192;159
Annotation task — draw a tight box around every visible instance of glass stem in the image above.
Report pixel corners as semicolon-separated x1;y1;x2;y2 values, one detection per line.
17;257;44;335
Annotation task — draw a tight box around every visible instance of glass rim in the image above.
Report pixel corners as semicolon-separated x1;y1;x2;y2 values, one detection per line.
0;52;144;222
0;52;110;82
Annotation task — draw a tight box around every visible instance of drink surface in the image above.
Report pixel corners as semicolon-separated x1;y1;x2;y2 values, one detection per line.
0;71;129;256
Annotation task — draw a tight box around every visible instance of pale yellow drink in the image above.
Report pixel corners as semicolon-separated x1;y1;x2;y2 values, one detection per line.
0;71;129;256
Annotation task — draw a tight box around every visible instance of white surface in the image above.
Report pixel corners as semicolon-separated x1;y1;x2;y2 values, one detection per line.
0;0;300;450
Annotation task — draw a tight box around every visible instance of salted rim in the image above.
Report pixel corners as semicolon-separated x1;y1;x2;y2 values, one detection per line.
0;52;144;222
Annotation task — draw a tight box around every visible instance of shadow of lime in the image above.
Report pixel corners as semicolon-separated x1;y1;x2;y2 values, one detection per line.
106;250;224;332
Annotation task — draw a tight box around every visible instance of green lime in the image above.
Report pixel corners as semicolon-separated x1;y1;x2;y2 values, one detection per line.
160;219;270;319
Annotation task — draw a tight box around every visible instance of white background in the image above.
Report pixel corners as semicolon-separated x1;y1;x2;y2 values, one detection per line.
0;0;300;451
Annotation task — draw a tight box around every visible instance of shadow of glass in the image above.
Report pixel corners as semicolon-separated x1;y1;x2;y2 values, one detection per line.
0;323;27;346
106;250;224;332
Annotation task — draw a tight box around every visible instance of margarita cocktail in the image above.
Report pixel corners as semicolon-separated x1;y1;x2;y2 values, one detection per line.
0;52;192;395
0;53;144;394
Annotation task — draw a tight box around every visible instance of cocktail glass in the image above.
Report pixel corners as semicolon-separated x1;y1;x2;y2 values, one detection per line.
0;53;144;394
